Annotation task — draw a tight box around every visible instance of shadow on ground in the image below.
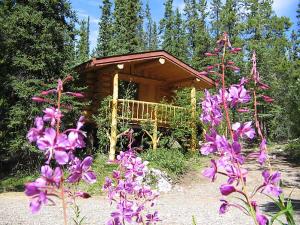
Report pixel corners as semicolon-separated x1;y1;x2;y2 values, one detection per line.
261;199;300;216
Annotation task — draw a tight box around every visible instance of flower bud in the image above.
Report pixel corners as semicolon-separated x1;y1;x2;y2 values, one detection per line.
205;52;218;57
220;184;236;196
32;97;48;103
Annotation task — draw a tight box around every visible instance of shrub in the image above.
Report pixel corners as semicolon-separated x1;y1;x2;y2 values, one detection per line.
285;139;300;163
139;148;187;179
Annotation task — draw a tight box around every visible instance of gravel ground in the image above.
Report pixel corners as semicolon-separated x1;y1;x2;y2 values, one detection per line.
0;156;299;225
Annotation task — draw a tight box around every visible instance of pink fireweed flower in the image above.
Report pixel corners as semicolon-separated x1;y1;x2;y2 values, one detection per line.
202;159;217;181
200;129;229;155
25;178;48;213
41;165;62;187
27;117;44;143
104;151;160;224
43;107;62;127
251;201;269;225
260;170;282;197
219;199;229;214
258;139;267;165
67;156;96;184
224;164;248;185
228;84;251;107
65;116;86;149
200;90;223;127
36;128;69;165
146;211;160;225
232;122;256;140
25;165;61;213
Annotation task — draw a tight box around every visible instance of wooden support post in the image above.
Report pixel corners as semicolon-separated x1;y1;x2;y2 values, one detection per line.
152;105;158;150
191;87;197;152
109;72;119;160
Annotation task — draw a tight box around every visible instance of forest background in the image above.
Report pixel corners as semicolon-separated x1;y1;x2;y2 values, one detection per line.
0;0;300;176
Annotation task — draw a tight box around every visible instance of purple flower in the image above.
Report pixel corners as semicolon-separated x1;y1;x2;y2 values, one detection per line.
200;130;229;155
66;116;86;149
232;122;255;140
200;90;223;126
41;165;62;187
258;139;267;165
251;201;269;225
219;200;229;214
27;117;44;143
224;164;248;184
220;184;236;196
202;160;217;181
25;178;48;213
261;170;282;197
146;211;160;225
43;107;62;127
36;128;69;165
228;84;251;107
67;156;96;184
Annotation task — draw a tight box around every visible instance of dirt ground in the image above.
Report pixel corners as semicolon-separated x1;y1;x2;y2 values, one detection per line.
0;155;299;225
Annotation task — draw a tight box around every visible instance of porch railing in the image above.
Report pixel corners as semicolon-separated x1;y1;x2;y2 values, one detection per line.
115;99;190;125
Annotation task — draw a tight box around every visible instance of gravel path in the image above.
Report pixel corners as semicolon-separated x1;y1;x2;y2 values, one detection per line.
0;156;299;225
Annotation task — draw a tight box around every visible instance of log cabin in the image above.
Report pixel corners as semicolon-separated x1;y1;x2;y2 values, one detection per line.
76;50;214;160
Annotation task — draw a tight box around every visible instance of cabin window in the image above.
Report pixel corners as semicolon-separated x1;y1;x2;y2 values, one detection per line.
119;80;139;100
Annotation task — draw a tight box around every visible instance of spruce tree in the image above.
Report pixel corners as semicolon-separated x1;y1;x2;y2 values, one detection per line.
160;0;175;54
191;0;211;70
145;0;158;50
150;22;159;50
111;0;144;54
210;0;222;39
77;17;90;63
0;0;77;171
172;8;188;61
96;0;113;57
184;0;199;59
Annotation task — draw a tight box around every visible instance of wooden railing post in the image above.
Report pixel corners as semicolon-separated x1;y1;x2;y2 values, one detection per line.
109;72;119;160
152;105;158;150
191;87;197;152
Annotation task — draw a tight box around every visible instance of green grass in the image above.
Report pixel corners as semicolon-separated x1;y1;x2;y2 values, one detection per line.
0;173;39;193
139;148;209;181
79;153;118;195
0;151;210;194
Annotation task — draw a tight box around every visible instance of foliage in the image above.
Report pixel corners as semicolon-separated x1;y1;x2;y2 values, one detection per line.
0;0;79;174
140;148;187;179
76;17;90;64
96;0;113;57
284;139;300;163
110;0;145;54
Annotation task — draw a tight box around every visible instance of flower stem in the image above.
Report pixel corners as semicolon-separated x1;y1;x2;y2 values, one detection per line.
56;86;67;225
220;34;258;225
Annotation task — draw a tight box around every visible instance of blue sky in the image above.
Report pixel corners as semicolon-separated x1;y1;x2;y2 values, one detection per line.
70;0;298;50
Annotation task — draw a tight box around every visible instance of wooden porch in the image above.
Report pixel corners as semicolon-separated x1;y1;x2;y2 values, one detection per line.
76;51;214;160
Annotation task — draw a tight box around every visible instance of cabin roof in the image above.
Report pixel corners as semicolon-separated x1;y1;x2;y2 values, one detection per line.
76;50;214;89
